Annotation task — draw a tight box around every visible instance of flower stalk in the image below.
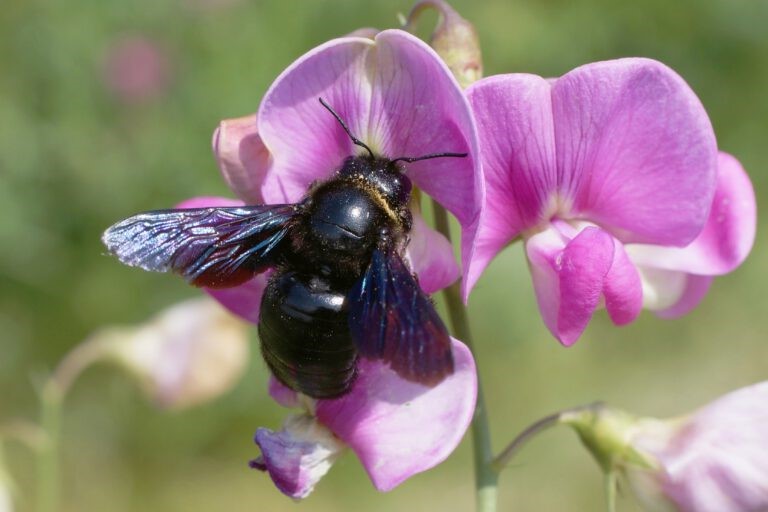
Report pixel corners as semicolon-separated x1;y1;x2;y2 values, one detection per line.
35;336;113;512
432;199;497;512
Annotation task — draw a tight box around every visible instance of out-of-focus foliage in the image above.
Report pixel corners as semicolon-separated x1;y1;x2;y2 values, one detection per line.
0;0;766;510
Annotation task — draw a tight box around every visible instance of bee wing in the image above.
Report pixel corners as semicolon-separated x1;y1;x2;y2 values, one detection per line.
347;246;454;386
102;204;297;288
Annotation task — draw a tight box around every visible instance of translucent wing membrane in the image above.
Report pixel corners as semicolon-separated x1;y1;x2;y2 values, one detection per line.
347;246;454;386
102;205;297;288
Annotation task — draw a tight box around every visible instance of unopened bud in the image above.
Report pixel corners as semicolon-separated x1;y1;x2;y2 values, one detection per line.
405;0;482;88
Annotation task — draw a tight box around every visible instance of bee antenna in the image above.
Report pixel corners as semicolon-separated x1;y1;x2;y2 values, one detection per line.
391;152;468;164
318;97;375;159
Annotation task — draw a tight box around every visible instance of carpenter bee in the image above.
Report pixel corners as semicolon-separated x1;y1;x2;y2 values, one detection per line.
102;98;467;398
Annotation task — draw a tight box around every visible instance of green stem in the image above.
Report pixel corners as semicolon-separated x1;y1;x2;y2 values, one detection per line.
36;384;61;512
431;199;498;512
490;411;563;471
35;336;109;512
605;470;617;512
491;402;603;472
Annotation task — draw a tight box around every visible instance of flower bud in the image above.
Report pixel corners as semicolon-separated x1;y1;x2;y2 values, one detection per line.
563;382;768;512
103;298;250;410
405;0;482;88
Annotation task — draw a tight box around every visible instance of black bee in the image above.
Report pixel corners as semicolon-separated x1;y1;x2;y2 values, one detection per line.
102;98;467;398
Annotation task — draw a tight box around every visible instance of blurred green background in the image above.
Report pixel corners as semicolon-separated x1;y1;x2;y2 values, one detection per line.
1;0;766;510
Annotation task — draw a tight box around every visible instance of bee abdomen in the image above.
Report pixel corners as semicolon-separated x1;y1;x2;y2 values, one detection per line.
258;270;357;398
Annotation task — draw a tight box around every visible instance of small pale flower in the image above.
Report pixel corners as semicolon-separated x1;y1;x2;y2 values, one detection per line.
464;58;755;345
565;382;768;512
103;297;249;410
251;338;477;499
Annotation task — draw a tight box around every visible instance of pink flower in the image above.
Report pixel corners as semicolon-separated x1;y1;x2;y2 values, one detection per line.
198;28;482;320
252;338;476;498
566;383;768;512
628;382;768;512
101;35;172;104
98;298;249;410
464;58;755;345
179;30;482;496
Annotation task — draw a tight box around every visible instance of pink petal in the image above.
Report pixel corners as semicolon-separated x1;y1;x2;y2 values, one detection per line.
206;273;270;324
365;31;482;237
603;239;643;325
258;36;374;204
526;224;615;346
635;382;768;512
255;30;481;276
175;196;244;209
655;274;713;319
552;58;718;246
463;74;556;298
404;211;460;294
212;114;269;203
314;338;476;491
268;376;299;409
252;414;345;499
175;196;268;323
626;152;756;276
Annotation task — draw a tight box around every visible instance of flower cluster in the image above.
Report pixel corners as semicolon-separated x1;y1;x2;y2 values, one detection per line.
187;27;755;499
99;2;756;503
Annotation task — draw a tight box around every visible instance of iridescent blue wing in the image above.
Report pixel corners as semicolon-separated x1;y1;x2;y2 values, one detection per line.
102;205;297;288
347;246;454;386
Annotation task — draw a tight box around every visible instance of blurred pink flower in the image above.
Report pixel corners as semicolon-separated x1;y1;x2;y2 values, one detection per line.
464;58;755;345
102;35;172;104
251;338;476;499
105;297;249;410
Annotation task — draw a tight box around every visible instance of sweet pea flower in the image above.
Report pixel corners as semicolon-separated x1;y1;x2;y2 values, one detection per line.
564;382;768;512
204;28;482;317
101;297;249;410
180;29;481;495
464;58;755;345
251;339;476;499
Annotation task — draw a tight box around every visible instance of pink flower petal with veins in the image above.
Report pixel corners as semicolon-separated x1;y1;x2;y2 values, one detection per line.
526;224;615;345
626;152;756;276
552;59;717;246
314;337;476;491
463;74;556;297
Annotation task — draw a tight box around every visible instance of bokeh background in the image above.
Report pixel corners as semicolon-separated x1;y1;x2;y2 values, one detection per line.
1;0;767;510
